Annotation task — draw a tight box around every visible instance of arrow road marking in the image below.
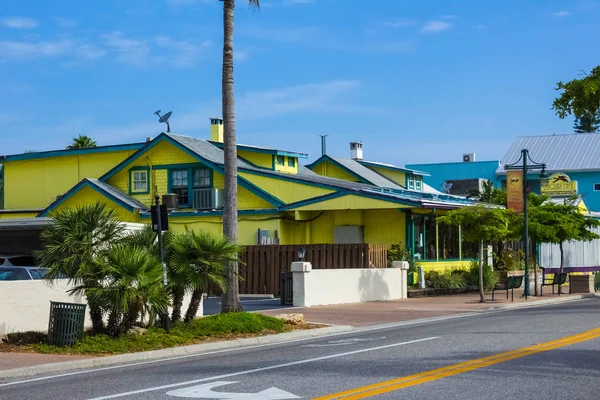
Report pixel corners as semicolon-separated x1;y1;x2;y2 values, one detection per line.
302;337;387;348
166;381;300;399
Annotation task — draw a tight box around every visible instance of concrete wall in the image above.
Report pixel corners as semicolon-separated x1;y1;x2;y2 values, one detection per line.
0;280;203;335
291;262;408;307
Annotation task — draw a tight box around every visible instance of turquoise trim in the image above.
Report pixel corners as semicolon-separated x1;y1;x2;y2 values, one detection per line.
358;160;431;177
129;166;150;195
307;155;371;184
139;209;281;218
39;179;140;217
1;143;144;162
1;167;4;210
209;141;308;159
279;189;419;211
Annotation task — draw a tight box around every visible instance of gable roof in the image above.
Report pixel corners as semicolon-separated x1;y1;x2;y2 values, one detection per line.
1;143;145;162
497;134;600;175
356;160;431;176
327;156;405;189
39;178;148;217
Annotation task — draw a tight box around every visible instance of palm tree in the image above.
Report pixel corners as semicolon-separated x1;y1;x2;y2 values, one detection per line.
121;225;184;323
220;0;259;313
84;243;169;336
171;230;241;322
67;134;97;149
35;202;125;334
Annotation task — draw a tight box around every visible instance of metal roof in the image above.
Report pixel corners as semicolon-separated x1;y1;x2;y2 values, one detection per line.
357;160;431;176
86;179;148;210
497;134;600;175
328;156;404;190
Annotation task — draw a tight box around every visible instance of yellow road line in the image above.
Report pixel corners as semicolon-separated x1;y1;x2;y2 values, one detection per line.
315;328;600;399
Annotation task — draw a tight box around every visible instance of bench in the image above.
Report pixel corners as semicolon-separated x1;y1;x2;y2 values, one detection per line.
540;266;600;296
492;275;523;302
540;270;568;296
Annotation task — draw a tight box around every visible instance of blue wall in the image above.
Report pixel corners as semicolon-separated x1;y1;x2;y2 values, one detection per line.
406;160;501;192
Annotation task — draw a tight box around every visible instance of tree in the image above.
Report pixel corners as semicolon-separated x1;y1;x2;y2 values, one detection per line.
84;243;169;336
171;230;241;322
529;200;600;275
67;134;97;149
438;205;512;302
573;111;600;133
466;180;506;206
35;203;126;334
552;66;600;128
220;0;259;313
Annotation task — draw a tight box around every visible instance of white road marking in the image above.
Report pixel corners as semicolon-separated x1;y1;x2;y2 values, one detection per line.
166;381;299;399
87;337;438;400
301;336;387;347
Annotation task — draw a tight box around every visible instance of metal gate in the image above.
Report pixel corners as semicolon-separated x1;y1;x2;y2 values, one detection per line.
279;271;293;306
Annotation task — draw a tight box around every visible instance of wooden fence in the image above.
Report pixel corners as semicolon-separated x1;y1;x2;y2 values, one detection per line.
209;243;388;296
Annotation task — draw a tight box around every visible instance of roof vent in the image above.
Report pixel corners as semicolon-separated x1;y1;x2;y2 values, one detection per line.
350;142;363;160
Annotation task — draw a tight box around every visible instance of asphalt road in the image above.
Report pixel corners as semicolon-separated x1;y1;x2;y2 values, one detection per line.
1;299;600;400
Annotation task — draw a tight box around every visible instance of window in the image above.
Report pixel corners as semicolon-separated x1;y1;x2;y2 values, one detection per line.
170;167;212;208
407;175;415;190
130;168;149;194
193;168;211;188
594;183;600;192
412;215;461;261
171;169;189;206
288;157;296;167
415;176;423;191
277;155;285;165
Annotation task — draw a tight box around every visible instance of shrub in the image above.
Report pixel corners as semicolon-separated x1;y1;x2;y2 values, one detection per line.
2;331;47;345
424;270;467;289
465;261;500;291
387;243;421;272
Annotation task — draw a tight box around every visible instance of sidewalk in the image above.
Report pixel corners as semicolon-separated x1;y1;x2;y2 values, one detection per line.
0;290;594;373
259;290;594;327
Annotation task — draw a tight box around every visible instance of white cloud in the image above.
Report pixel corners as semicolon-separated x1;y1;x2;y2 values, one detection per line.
383;19;417;28
554;11;570;17
102;31;150;66
54;17;76;27
0;40;72;60
421;21;453;33
154;36;211;68
1;17;38;29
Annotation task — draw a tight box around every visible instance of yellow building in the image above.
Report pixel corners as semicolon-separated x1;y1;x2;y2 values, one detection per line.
0;120;477;269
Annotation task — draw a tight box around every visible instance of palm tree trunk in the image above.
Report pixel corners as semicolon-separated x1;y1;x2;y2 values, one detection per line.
184;289;203;322
87;299;104;335
171;287;185;323
221;0;242;313
478;240;485;303
106;310;121;338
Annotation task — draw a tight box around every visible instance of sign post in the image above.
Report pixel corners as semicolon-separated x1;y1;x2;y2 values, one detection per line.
505;149;546;298
152;195;170;332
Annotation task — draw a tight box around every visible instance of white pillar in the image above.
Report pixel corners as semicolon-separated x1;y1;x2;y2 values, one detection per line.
392;261;409;299
291;261;312;307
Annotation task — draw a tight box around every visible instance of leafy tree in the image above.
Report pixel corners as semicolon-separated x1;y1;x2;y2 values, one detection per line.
573;111;600;133
467;180;506;206
552;66;600;128
172;230;242;322
67;134;97;149
529;200;600;274
84;243;169;336
438;205;512;302
220;0;260;313
36;203;126;334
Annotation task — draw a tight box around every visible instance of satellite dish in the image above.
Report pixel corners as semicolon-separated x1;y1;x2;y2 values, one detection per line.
154;110;172;133
441;182;453;193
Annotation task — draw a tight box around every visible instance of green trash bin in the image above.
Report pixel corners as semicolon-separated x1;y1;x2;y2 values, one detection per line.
47;301;87;347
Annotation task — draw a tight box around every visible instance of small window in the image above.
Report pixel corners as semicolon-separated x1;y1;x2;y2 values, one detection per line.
171;169;189;206
277;155;285;165
415;177;423;191
131;170;149;193
594;183;600;192
287;157;296;167
193;168;211;188
407;175;415;190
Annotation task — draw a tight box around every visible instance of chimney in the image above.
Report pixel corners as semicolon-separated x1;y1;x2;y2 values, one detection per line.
350;142;363;160
146;137;153;142
210;117;224;142
320;134;328;156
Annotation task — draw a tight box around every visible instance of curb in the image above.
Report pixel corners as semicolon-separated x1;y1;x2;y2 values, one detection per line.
0;325;354;381
486;293;600;311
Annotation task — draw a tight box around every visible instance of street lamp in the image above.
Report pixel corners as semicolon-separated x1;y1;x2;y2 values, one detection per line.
504;149;546;299
297;246;306;261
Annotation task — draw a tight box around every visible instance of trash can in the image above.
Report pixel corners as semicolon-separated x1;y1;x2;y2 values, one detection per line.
47;301;87;347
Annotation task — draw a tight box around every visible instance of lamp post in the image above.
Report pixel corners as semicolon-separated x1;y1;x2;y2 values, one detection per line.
298;246;306;261
504;149;546;299
153;195;170;332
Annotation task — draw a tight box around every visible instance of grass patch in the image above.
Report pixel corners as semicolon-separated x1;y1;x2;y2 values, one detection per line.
2;313;290;355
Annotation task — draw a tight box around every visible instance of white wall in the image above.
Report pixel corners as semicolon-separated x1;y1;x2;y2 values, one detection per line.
539;225;600;268
291;262;407;308
0;281;202;335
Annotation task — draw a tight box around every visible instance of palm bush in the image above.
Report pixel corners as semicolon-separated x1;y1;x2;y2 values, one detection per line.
35;203;126;334
171;230;242;322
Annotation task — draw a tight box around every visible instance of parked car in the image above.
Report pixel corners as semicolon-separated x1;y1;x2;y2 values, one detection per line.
0;254;37;267
0;266;49;281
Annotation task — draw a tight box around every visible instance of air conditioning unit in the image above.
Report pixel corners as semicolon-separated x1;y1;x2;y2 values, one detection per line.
193;188;224;210
162;193;179;210
463;153;476;162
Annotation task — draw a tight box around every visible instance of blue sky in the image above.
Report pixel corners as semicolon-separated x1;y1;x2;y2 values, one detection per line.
1;0;599;165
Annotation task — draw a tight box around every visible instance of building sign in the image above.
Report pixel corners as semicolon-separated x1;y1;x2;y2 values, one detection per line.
506;170;524;212
541;173;578;197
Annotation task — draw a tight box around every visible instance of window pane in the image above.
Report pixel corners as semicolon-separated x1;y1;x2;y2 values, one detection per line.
193;168;211;188
408;177;415;190
133;171;147;181
173;187;188;206
277;155;285;165
172;170;188;188
424;216;436;260
438;221;460;260
288;157;296;167
413;216;424;259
